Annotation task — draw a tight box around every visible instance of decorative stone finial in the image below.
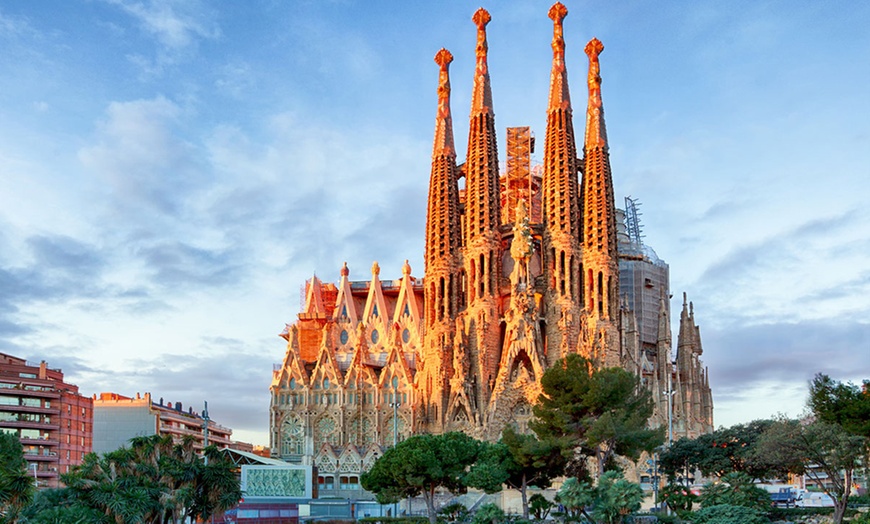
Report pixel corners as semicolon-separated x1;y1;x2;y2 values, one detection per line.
402;259;411;276
549;3;568;56
547;2;571;111
433;48;455;157
470;8;494;115
584;37;608;149
340;261;349;277
371;261;380;277
472;8;491;57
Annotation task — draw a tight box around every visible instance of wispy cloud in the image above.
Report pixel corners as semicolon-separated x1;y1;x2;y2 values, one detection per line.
104;0;219;74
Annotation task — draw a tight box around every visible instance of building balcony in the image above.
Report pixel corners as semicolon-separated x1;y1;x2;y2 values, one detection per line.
23;452;59;461
0;419;59;431
19;437;58;446
0;405;60;415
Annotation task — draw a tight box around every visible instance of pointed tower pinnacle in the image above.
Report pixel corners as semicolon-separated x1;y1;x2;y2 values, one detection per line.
462;7;503;422
584;38;608;150
422;47;462;432
424;49;461;323
470;8;494;115
547;2;571;111
541;2;582;365
579;38;620;365
433;48;456;158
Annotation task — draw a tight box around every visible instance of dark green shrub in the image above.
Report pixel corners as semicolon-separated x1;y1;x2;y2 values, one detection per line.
472;503;505;524
691;503;768;524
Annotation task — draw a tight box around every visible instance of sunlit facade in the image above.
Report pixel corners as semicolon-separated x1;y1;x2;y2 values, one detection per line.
0;352;93;488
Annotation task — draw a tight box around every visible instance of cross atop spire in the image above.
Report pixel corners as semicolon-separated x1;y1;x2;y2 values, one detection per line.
547;3;571;112
584;38;608;150
433;48;455;158
470;8;494;116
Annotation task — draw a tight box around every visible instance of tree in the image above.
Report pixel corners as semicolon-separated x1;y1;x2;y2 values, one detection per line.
555;476;595;521
658;436;705;483
360;432;483;524
659;420;779;482
33;435;241;524
697;471;769;514
659;483;696;517
593;471;644;524
531;354;664;478
468;427;565;520
754;419;865;524
691;504;767;524
555;472;644;524
528;493;554;520
471;503;504;524
809;373;870;438
19;487;106;524
0;433;34;524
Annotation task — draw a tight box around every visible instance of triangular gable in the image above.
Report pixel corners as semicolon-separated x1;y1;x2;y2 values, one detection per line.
272;325;310;388
303;275;326;316
361;261;390;338
310;325;342;387
378;344;413;392
334;262;360;326
343;327;377;389
314;444;339;473
337;446;362;473
392;260;422;327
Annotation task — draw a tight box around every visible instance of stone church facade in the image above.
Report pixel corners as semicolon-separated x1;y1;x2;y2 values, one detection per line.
269;3;713;493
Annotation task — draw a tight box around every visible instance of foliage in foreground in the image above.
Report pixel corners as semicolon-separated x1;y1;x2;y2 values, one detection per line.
21;434;240;524
532;355;664;479
556;471;644;524
361;432;492;524
691;503;768;524
697;472;770;513
0;433;35;524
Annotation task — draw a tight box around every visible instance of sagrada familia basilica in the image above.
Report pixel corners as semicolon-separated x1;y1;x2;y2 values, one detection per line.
270;3;713;490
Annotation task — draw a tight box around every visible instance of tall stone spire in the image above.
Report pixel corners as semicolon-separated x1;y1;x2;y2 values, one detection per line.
541;2;582;365
421;48;462;431
462;7;503;419
579;37;620;366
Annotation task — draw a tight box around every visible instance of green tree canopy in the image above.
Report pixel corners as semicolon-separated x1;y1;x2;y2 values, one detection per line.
531;354;663;477
555;472;644;524
659;419;777;481
753;418;865;524
360;432;483;524
697;471;770;513
809;373;870;438
466;426;565;520
0;432;34;524
25;434;240;524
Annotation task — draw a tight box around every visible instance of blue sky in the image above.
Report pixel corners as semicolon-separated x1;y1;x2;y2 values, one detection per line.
1;1;868;446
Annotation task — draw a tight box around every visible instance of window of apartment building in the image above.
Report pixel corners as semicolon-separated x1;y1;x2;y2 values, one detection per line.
19;373;36;378
0;395;19;405
20;429;39;439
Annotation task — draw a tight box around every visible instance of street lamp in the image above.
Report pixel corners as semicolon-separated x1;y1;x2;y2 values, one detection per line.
389;377;401;447
664;362;676;447
389;376;401;516
202;401;210;465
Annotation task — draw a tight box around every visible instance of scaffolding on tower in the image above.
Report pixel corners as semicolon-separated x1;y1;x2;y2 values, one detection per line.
502;126;535;224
